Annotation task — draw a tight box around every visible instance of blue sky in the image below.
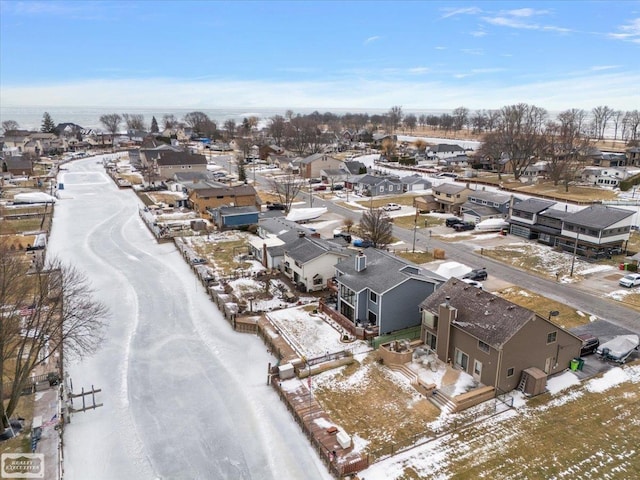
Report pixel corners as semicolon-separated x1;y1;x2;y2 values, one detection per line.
1;1;639;111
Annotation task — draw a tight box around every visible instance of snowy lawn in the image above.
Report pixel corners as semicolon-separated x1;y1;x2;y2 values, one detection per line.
359;363;640;479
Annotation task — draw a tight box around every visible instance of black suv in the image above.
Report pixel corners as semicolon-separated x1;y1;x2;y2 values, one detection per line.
267;203;286;211
577;334;600;356
453;222;475;232
445;217;463;227
464;268;488;281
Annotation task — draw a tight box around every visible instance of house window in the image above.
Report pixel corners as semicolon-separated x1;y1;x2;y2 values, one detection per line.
370;291;377;303
454;349;469;372
507;367;515;377
313;276;323;286
379;186;384;193
547;331;557;344
368;311;377;325
478;340;490;354
340;285;355;305
422;310;437;329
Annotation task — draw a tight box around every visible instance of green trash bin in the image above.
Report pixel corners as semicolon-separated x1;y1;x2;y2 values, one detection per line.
577;358;585;370
570;359;579;371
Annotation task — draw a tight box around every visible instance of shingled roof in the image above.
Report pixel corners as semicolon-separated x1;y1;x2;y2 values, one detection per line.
420;278;535;348
563;204;634;229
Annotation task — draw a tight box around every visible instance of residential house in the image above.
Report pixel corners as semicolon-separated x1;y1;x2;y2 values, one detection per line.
427;144;465;160
352;173;403;197
518;162;548;183
248;217;318;270
509;200;634;257
401;174;432;192
413;194;439;213
296;153;343;179
320;168;349;186
209;205;260;231
556;204;635;257
432;182;471;214
185;181;259;215
270;154;301;173
419;279;582;393
587;148;627;168
440;155;470;170
153;151;207;180
460;190;515;224
508;198;557;239
333;248;444;335
1;156;34;177
581;166;639;188
372;133;397;147
627;147;640;167
343;160;367;176
282;234;351;292
1;130;31;153
259;144;285;160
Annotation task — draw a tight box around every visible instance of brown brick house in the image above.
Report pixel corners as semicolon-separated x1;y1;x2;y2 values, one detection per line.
186;181;259;215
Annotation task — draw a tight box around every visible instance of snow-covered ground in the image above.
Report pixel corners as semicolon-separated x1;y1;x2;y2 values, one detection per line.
48;157;332;480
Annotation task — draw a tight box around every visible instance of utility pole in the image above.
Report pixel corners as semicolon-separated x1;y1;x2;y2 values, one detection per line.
412;210;418;253
570;232;580;277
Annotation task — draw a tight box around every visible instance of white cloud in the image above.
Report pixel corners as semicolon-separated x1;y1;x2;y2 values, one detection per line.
482;8;571;33
408;67;429;74
364;35;381;45
590;65;620;71
470;30;487;37
609;17;640;43
440;7;481;19
503;8;549;17
434;46;447;50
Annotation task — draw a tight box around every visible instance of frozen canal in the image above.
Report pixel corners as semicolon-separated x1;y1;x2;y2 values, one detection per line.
48;157;331;480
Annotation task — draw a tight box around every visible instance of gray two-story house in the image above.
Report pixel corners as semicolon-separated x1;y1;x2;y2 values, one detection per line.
333;248;444;335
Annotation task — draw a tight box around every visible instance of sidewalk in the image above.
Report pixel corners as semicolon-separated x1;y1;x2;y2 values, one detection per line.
32;385;62;480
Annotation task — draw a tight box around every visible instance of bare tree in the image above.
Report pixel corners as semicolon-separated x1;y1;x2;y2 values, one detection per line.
223;119;237;140
122;113;145;131
268;174;305;212
452;106;469;131
404;114;417;133
478;103;547;180
591;105;615;140
387;106;403;134
358;208;393;248
0;245;108;428
2;120;20;133
268;115;286;146
162;114;178;129
471;110;487;134
612;110;623;141
184;111;216;138
99;113;122;135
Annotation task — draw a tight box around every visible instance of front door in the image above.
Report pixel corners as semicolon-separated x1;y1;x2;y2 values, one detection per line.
473;359;482;382
544;356;554;374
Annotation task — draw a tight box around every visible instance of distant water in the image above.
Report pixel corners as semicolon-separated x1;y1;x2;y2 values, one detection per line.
0;105;450;132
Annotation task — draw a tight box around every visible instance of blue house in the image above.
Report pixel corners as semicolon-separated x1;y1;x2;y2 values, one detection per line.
333;248;444;335
209;205;259;230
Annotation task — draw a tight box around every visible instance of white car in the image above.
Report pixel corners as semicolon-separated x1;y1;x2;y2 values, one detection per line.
619;273;640;288
383;203;401;211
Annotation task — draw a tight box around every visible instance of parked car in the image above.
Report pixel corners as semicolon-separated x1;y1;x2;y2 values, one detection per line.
331;184;344;191
461;278;483;289
353;239;374;248
191;257;207;265
267;203;286;211
463;268;488;281
453;222;475;232
333;232;352;243
445;217;463;227
383;203;401;211
619;273;640;287
577;333;600;356
314;184;327;191
308;178;322;184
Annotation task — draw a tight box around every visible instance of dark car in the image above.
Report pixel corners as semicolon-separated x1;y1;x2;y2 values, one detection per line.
309;178;322;184
333;232;352;243
445;217;463;227
267;203;286;211
577;333;600;356
464;268;488;281
331;184;344;191
453;222;475;232
191;257;207;265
